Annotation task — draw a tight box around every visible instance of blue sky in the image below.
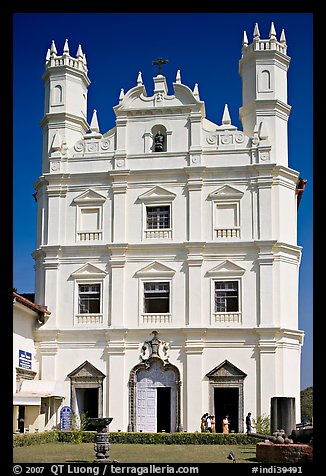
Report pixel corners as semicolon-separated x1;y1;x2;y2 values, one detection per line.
13;12;313;390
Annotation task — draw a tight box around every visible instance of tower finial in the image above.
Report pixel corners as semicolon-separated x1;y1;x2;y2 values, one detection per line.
269;22;276;40
50;40;57;56
193;83;200;99
45;49;50;62
63;38;69;55
176;69;181;83
253;23;260;40
119;88;125;103
76;44;83;59
222;104;231;125
280;29;287;44
242;30;248;47
137;71;143;86
90;109;100;134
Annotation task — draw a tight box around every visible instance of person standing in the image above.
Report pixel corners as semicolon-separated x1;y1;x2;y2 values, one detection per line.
222;415;229;434
205;415;212;433
201;413;208;432
211;415;216;433
246;412;252;434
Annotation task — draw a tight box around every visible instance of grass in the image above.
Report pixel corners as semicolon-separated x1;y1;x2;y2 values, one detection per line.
13;443;257;463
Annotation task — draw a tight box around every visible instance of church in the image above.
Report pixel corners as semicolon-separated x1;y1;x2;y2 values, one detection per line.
15;22;305;434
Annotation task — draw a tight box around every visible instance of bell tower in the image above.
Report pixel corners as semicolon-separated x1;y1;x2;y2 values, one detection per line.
40;39;90;173
239;22;291;166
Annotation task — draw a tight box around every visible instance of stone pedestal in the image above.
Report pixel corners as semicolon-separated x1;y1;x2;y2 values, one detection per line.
88;417;114;463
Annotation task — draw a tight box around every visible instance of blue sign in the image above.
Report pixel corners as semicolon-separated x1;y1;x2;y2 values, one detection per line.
60;406;73;430
19;350;32;370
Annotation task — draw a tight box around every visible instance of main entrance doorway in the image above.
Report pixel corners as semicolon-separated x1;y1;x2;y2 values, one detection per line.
134;360;176;433
214;387;239;433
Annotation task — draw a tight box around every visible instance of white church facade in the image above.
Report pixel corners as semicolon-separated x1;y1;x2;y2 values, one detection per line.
22;23;304;433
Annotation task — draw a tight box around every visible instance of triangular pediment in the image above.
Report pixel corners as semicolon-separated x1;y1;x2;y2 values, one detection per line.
206;260;245;277
138;186;176;202
208;184;244;200
68;361;105;379
135;261;176;277
206;360;247;379
73;189;106;204
71;262;107;278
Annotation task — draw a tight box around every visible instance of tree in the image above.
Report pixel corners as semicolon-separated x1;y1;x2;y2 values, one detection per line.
300;386;313;423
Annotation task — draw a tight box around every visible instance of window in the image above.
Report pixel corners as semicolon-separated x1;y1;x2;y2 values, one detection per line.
215;281;239;313
146;206;170;230
78;284;101;314
144;282;170;313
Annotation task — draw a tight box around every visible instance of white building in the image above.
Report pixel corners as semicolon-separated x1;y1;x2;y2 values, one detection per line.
13;292;65;432
31;23;304;433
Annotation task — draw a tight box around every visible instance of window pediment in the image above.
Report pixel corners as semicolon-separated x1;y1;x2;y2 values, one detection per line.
135;261;176;278
206;360;247;379
73;189;106;204
70;262;107;278
138;186;176;202
206;260;245;277
208;184;244;200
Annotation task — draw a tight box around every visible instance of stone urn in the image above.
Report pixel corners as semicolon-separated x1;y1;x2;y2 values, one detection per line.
87;417;114;463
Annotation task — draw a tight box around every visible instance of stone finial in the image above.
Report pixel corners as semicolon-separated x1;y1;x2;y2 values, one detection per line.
137;71;143;86
222;104;231;125
83;53;87;65
45;49;50;62
193;83;200;99
63;38;69;55
90;109;100;134
253;23;260;39
242;31;248;46
269;22;276;40
119;88;125;102
176;69;181;83
50;40;57;56
76;44;83;59
280;29;286;44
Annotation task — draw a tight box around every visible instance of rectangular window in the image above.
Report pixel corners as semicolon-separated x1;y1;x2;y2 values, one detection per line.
215;281;239;312
78;284;101;314
144;282;170;313
146;206;170;229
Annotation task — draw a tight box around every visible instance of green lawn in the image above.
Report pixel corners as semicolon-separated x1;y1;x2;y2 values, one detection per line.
13;443;257;463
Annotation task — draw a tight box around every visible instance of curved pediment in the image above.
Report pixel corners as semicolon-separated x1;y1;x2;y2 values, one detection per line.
113;74;205;116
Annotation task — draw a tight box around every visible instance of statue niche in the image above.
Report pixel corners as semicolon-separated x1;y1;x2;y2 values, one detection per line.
154;131;164;152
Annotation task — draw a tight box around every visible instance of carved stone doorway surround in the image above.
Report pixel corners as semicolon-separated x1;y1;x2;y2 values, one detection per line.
68;361;105;418
128;331;182;432
206;360;247;433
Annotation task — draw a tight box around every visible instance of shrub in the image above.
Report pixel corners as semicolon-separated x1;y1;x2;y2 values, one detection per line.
252;414;271;434
14;430;262;447
13;431;59;447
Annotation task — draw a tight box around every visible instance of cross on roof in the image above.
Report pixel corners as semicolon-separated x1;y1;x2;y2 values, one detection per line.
152;57;168;75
